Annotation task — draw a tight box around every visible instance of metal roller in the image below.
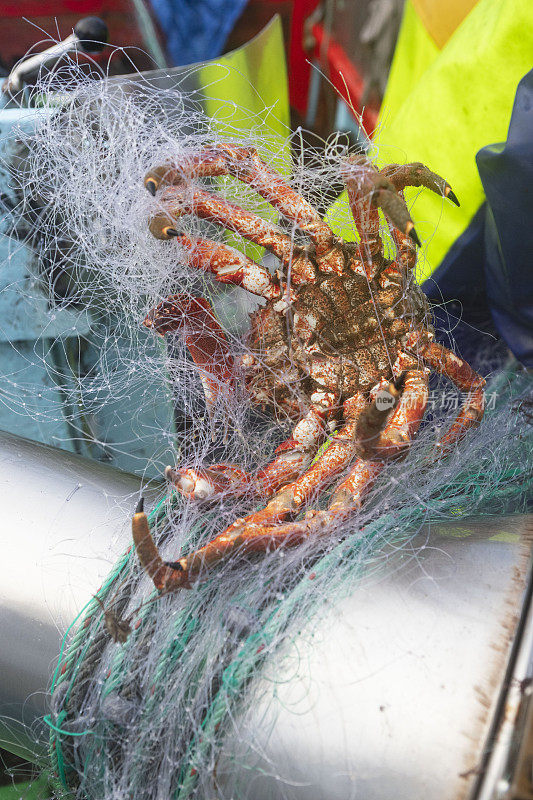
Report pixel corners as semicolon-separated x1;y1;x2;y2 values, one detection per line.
0;431;149;759
218;515;533;800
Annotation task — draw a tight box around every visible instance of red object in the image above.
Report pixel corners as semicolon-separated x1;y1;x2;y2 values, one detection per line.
311;21;379;135
287;0;320;115
286;0;379;132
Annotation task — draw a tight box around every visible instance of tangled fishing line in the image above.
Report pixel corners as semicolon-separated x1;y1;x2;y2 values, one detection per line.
2;59;532;799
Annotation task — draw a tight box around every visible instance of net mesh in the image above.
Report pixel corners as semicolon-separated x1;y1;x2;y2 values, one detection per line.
1;59;532;800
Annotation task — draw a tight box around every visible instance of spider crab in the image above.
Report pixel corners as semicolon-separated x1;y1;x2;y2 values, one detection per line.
133;143;485;590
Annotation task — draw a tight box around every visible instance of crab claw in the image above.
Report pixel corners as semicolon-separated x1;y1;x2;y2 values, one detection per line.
406;222;421;247
165;465;252;501
445;188;460;206
143;295;235;419
381;162;460;207
145;178;157;196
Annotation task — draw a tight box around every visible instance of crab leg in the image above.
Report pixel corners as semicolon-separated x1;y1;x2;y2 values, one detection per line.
131;495;316;593
150;184;317;284
391;224;416;270
345;179;382;261
145;144;335;254
175;413;392;579
145;145;344;274
166;402;331;502
389;192;417;271
364;369;429;460
402;332;485;452
165;449;310;504
164;464;255;502
237;393;364;524
382;163;459;270
421;341;485;453
200;457;384;549
144;294;234;417
175;460;384;575
376;163;459;242
132;430;383;593
138;394;369;589
158;232;281;300
328;459;384;514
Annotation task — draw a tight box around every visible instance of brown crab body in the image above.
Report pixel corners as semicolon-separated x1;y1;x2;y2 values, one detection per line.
244;255;432;421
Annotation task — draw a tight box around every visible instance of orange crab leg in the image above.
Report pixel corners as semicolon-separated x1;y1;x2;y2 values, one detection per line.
132;498;179;590
391;226;416;271
145;144;344;273
144;294;234;416
164;448;309;503
328;458;384;513
179;435;383;579
150;184;317;283
157;419;395;589
131;447;384;593
165;403;332;502
357;370;429;460
137;395;367;589
375;370;429;457
421;341;485;453
234;393;365;522
145;144;334;254
164;464;255;502
179;458;384;567
402;332;485;452
160;232;281;300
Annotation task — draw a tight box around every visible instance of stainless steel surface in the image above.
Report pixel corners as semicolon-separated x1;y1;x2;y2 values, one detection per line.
107;14;290;144
0;431;154;747
476;547;533;800
218;516;533;800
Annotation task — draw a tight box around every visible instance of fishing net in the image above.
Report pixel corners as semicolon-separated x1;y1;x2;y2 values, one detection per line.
2;57;532;799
